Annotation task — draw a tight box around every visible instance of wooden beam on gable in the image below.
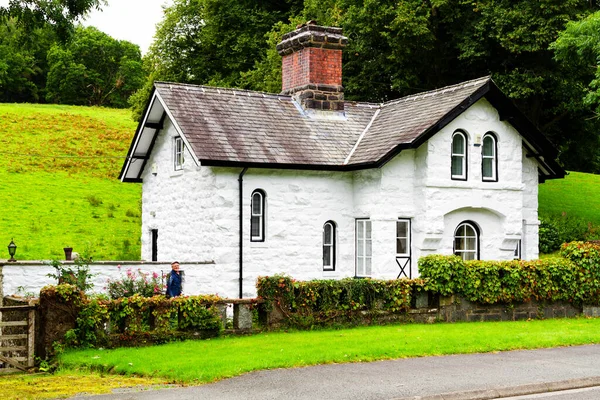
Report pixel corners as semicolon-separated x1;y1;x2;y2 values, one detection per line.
144;121;163;130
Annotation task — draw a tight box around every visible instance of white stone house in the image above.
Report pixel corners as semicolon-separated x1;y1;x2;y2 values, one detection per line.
119;24;564;298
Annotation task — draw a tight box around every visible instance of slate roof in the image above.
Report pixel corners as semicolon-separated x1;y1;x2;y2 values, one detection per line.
120;76;565;181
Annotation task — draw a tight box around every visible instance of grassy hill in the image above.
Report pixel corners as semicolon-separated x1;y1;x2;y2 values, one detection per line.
0;102;597;261
0;103;141;261
539;171;600;225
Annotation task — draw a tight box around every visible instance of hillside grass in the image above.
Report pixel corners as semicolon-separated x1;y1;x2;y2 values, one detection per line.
539;171;600;225
0;103;141;260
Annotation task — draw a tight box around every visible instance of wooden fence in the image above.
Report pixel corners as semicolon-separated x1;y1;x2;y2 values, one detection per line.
0;304;36;373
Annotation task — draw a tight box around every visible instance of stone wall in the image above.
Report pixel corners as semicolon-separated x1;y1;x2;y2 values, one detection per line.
438;295;581;322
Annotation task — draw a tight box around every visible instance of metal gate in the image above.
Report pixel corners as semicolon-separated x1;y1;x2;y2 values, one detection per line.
0;304;36;373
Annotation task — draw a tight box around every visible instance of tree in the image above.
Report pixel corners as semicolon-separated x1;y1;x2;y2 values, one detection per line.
0;0;105;41
0;18;56;102
46;26;144;107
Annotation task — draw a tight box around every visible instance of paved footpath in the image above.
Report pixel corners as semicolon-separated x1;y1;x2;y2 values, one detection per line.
75;344;600;400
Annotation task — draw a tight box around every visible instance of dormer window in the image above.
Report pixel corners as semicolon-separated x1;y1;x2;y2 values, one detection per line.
482;133;497;181
174;137;184;170
451;131;467;180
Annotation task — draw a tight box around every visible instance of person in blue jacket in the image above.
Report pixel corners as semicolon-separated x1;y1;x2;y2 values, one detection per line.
166;261;182;298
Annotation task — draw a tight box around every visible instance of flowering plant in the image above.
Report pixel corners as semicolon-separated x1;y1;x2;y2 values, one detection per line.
106;266;164;299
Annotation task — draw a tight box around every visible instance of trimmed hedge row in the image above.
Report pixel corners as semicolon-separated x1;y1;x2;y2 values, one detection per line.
419;241;600;306
256;276;428;328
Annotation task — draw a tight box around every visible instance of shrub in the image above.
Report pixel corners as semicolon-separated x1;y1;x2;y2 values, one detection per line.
256;274;427;328
539;214;600;253
106;266;164;299
419;254;578;305
47;256;95;293
539;218;562;254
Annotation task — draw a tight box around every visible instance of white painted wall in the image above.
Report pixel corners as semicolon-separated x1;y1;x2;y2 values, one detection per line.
1;261;218;298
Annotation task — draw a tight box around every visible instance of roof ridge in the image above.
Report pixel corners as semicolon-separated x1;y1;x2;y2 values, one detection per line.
380;76;491;108
154;81;292;101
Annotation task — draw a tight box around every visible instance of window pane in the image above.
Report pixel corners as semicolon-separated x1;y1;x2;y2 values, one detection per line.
483;136;494;156
357;258;364;275
396;221;407;237
357;222;364;239
366;239;372;256
466;238;476;250
482;158;493;178
252;193;262;215
323;246;331;266
452;134;464;154
365;221;372;238
451;156;463;176
357;243;364;256
324;224;332;244
251;216;260;237
455;237;464;250
397;238;407;254
465;225;475;237
464;252;475;261
365;258;372;275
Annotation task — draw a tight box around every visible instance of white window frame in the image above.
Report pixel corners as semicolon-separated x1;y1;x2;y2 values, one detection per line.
174;136;185;171
482;133;497;181
323;221;336;271
451;131;467;180
250;190;265;242
454;221;479;261
396;219;411;257
356;219;372;277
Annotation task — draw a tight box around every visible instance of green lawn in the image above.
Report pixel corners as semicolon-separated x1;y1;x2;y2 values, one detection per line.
60;318;600;384
539;171;600;225
0;103;141;260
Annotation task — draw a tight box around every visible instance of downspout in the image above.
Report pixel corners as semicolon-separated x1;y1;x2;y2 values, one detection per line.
238;167;248;299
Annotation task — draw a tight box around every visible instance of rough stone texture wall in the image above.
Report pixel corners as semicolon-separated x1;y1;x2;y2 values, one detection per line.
438;295;581;322
417;98;529;262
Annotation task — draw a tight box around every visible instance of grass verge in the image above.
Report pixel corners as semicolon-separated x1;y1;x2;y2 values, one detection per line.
60;318;600;384
0;369;165;400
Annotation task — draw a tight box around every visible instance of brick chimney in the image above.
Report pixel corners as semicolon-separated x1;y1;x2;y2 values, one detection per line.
276;22;348;113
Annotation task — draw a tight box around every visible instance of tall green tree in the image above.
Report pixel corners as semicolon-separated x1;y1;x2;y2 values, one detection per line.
0;18;56;102
46;26;144;107
0;0;105;40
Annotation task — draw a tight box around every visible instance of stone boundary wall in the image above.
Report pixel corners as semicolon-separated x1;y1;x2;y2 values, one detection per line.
438;295;582;322
0;260;234;299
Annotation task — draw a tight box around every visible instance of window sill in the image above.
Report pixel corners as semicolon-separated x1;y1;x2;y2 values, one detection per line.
170;169;184;178
249;241;268;249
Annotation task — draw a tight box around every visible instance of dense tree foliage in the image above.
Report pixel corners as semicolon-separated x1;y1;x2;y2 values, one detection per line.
0;0;105;40
46;27;144;107
134;0;600;172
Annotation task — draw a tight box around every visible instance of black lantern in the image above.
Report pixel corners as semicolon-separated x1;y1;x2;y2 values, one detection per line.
7;239;16;262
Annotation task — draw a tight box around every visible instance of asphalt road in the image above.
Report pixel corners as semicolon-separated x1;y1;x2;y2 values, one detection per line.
75;344;600;400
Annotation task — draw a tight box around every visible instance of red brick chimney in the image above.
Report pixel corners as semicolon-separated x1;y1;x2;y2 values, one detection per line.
276;22;348;112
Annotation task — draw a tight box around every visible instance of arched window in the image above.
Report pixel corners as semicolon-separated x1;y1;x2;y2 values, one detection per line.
482;133;497;181
451;131;467;180
250;190;266;242
454;221;479;260
323;221;336;271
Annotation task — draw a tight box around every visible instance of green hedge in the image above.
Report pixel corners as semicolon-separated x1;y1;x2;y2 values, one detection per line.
43;285;224;348
256;275;428;328
419;241;600;306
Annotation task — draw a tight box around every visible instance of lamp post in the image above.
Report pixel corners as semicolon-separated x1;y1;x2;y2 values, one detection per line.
7;239;16;262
